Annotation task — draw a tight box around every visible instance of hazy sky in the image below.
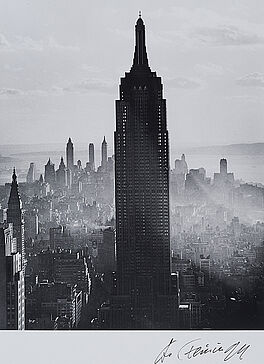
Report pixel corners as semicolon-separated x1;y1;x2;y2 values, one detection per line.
0;0;264;149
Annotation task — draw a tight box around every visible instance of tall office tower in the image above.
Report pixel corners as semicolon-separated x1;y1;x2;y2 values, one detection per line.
101;136;107;169
44;158;56;185
111;15;177;328
56;157;66;186
66;138;74;170
214;158;234;186
220;158;227;175
89;143;95;171
0;223;25;330
26;162;35;183
7;169;25;271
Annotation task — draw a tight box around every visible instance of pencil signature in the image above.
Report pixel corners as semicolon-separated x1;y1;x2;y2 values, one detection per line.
154;338;251;363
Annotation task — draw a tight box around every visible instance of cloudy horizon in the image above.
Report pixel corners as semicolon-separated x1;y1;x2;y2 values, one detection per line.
0;0;264;149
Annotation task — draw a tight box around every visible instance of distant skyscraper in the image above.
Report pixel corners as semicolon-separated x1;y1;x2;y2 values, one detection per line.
0;223;25;329
26;162;35;183
220;158;227;175
101;136;107;169
111;15;177;328
89;143;95;171
44;158;56;185
214;158;234;186
174;154;188;174
56;157;66;186
66;138;74;170
77;159;82;170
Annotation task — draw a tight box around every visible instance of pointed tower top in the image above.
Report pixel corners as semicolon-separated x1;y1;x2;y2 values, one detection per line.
8;167;21;208
59;156;65;168
139;10;141;18
12;167;17;182
102;136;107;144
131;14;151;73
68;137;72;144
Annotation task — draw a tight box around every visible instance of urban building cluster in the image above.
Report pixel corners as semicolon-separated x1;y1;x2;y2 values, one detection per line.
1;15;264;330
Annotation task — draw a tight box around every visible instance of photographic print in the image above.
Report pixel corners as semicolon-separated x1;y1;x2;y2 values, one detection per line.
0;0;264;362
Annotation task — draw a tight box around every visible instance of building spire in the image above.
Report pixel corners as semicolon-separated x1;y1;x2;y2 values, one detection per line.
131;14;151;73
8;168;21;207
12;167;17;182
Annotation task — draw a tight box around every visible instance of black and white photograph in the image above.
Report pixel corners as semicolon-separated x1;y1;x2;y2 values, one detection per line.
0;0;264;362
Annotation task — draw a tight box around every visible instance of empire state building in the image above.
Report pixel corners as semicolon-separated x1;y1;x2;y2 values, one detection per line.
111;15;178;329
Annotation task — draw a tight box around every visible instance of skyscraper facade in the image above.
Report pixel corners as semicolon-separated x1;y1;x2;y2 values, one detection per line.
111;15;177;328
0;223;25;330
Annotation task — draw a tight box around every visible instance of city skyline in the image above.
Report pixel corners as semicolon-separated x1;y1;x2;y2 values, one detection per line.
0;0;264;147
1;5;264;332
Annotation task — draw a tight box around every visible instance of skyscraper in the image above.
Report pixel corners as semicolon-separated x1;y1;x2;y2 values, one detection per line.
44;158;56;185
220;158;227;175
0;223;25;330
26;162;35;183
89;143;95;171
101;136;107;169
7;169;25;271
56;157;66;187
66;137;74;170
110;15;177;328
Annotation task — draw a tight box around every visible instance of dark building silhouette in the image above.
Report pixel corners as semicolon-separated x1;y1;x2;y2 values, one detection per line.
7;169;25;271
66;138;74;170
101;136;107;169
89;143;95;171
108;15;178;329
44;158;56;185
220;158;227;175
0;223;25;329
56;157;66;187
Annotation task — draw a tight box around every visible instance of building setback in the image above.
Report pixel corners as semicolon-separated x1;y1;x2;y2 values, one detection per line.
106;15;178;329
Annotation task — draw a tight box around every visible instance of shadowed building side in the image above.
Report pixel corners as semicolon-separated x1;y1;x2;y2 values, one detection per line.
102;15;179;329
0;223;25;330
